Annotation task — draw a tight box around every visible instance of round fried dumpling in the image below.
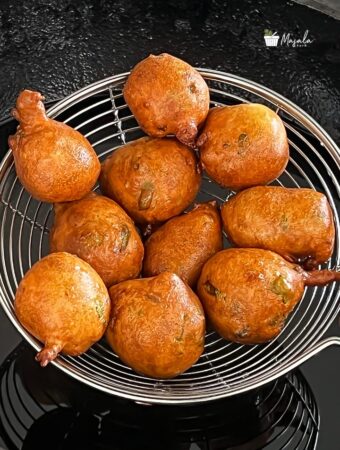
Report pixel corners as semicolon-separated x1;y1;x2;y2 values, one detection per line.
15;252;110;366
197;104;289;191
8;90;100;203
221;186;335;268
106;272;205;378
100;137;201;224
50;193;144;287
197;248;340;344
123;53;210;147
143;202;222;286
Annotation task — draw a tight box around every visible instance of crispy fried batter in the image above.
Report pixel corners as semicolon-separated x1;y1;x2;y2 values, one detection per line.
197;104;289;190
222;186;335;267
107;272;205;378
123;53;210;147
15;252;110;366
143;202;222;286
50;193;144;287
197;248;340;344
8;90;100;202
100;137;201;224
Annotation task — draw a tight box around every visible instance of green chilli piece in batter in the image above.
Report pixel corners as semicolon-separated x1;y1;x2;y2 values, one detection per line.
119;224;131;251
270;275;293;304
138;181;154;210
95;300;107;325
204;281;226;300
280;214;289;231
237;132;249;155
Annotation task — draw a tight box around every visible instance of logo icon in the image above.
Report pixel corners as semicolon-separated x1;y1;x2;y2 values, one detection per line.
264;29;280;47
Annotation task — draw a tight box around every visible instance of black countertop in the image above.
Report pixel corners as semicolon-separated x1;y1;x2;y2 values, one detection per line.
1;0;340;144
0;0;340;449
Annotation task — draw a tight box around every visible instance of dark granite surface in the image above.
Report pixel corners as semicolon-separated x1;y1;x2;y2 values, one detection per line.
0;0;339;449
0;0;340;143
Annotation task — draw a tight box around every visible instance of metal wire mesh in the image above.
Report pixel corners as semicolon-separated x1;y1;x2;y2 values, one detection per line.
0;70;339;404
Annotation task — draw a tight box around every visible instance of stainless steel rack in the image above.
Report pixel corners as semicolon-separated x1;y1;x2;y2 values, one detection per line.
0;70;339;404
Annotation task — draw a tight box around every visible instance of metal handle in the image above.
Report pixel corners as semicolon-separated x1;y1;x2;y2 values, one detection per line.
285;337;340;373
302;336;340;360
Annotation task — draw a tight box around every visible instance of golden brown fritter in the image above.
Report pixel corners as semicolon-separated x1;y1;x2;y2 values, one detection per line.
106;272;205;378
50;193;144;287
15;252;110;366
8;90;100;203
143;202;222;286
197;248;340;344
100;136;201;224
197;104;289;190
123;53;210;147
221;186;335;268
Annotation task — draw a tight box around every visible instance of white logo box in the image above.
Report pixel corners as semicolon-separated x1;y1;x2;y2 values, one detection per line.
264;35;280;47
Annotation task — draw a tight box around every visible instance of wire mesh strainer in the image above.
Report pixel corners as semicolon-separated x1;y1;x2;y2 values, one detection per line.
0;69;339;404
